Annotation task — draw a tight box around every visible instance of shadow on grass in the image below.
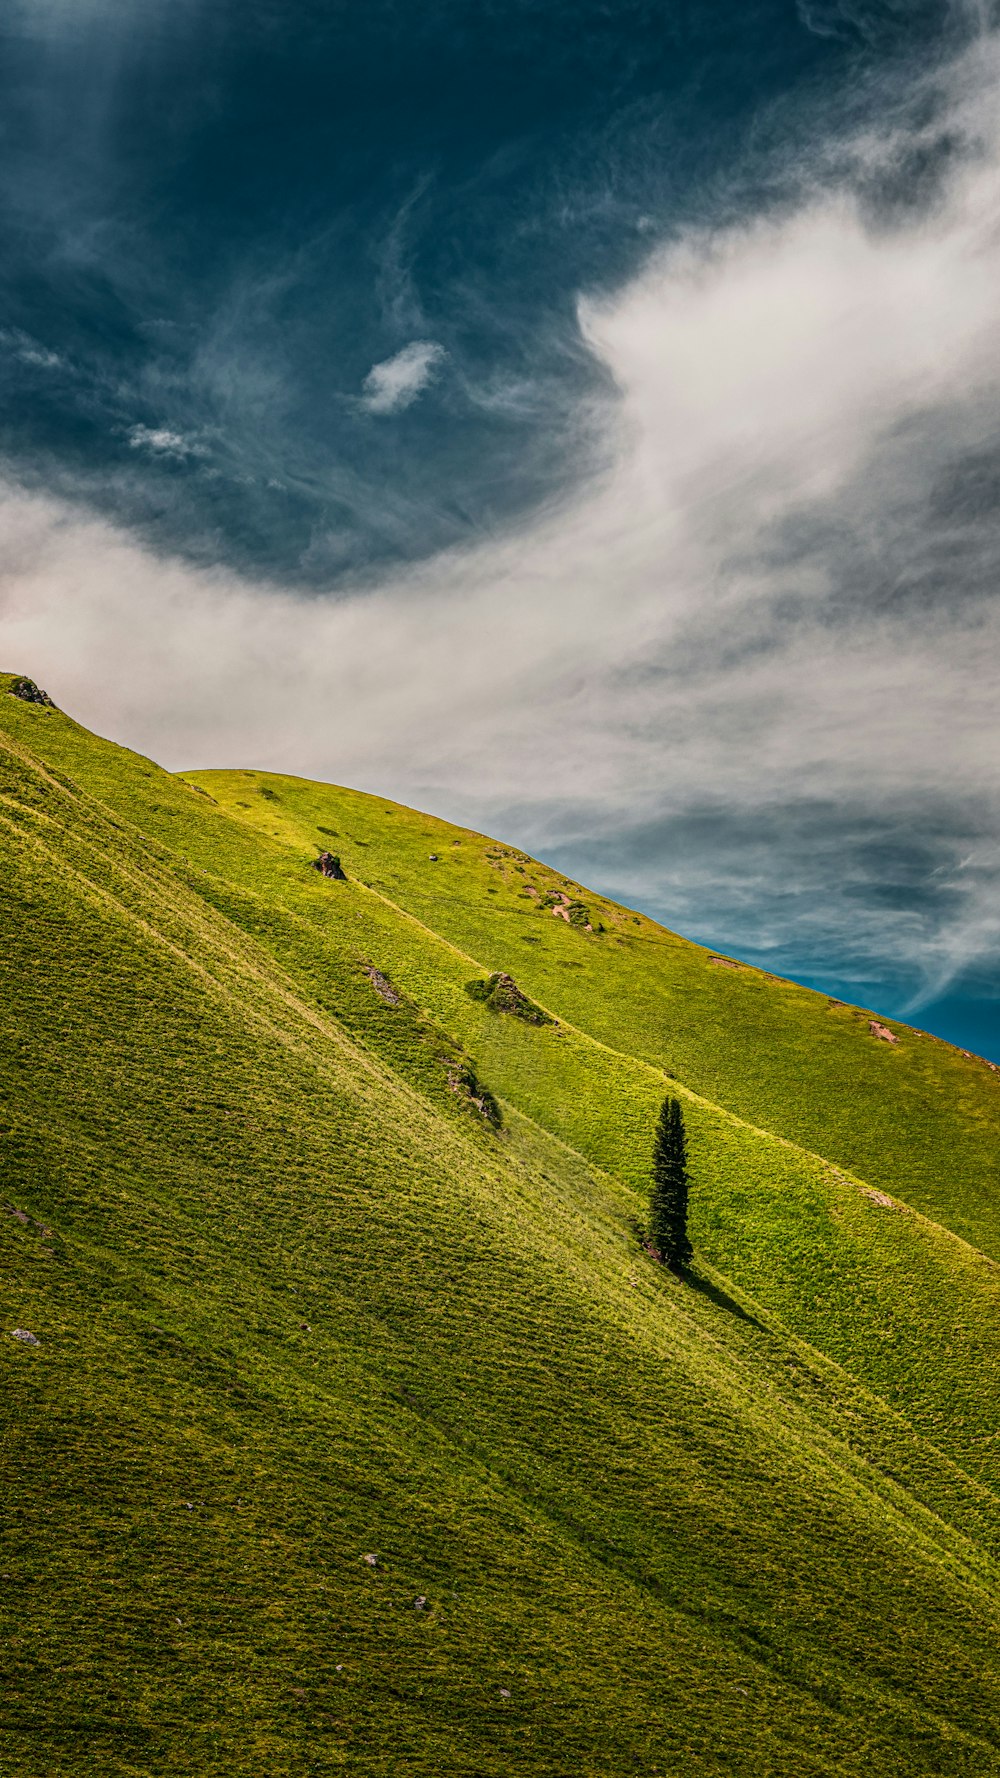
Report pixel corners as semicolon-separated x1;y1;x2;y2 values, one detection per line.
685;1269;765;1331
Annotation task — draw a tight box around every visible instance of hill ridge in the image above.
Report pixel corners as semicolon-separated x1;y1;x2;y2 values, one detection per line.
4;678;1000;1775
305;835;1000;1287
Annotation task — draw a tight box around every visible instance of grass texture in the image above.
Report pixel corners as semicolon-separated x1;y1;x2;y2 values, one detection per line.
2;674;1000;1776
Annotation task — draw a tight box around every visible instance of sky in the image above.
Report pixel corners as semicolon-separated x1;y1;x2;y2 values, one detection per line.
1;0;999;1058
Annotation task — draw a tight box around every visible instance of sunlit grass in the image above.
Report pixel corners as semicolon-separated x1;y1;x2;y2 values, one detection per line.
2;675;1000;1776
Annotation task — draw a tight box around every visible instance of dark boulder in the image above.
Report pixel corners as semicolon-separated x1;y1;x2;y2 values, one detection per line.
312;851;346;880
9;677;54;707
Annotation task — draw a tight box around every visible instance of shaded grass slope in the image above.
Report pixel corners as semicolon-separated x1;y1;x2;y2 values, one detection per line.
3;678;1000;1776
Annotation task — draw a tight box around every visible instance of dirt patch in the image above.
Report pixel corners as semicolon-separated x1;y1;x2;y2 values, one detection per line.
363;966;401;1006
862;1188;897;1209
4;1202;51;1236
539;890;592;930
869;1020;899;1044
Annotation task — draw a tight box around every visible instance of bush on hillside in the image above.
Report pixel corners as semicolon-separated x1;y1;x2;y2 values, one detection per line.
465;972;553;1025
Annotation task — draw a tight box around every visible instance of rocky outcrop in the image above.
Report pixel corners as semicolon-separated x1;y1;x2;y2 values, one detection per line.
9;677;53;707
539;890;592;930
465;972;553;1026
311;851;346;880
448;1060;503;1129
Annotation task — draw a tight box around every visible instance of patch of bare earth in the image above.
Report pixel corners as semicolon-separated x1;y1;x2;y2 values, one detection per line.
363;966;401;1006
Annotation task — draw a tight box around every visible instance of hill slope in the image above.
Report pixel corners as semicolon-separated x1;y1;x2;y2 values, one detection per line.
184;767;1000;1265
3;674;1000;1777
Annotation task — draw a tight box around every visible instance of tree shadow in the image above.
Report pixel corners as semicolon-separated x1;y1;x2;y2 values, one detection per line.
684;1269;765;1331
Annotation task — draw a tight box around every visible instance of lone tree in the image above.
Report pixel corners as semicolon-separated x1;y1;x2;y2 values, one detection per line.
650;1095;692;1271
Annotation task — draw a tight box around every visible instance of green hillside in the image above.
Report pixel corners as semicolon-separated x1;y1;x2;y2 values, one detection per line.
3;673;1000;1777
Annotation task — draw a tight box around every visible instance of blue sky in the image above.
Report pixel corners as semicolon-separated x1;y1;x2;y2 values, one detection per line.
2;0;999;1057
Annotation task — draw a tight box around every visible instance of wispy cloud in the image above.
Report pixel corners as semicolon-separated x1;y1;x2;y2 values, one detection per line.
0;328;64;370
3;32;1000;1020
360;341;445;415
127;425;208;458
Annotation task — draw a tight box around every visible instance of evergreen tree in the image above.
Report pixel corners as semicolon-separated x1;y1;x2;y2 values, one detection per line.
650;1096;692;1271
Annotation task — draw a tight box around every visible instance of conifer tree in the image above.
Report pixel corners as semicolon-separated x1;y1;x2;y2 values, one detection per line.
650;1095;692;1271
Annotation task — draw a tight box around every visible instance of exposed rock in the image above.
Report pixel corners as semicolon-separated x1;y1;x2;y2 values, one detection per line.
869;1020;899;1044
448;1060;503;1129
539;890;592;929
862;1188;896;1209
9;677;53;707
414;1596;427;1611
362;1552;378;1567
311;851;346;880
428;854;438;861
364;966;401;1005
465;972;553;1025
11;1329;40;1346
499;1688;511;1699
709;956;740;970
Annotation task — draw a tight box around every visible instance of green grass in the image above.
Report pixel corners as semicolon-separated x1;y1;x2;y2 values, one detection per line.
2;674;1000;1776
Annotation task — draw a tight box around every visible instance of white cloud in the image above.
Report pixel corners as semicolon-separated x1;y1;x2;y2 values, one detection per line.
360;341;445;414
0;327;64;370
3;38;1000;1005
127;424;207;457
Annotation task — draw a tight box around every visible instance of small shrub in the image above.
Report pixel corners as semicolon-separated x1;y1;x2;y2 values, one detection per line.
465;972;553;1025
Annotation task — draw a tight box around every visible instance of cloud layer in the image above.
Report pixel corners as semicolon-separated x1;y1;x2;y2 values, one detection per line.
2;9;999;1041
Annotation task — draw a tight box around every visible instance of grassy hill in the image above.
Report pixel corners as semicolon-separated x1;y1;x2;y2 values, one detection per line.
3;671;1000;1777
